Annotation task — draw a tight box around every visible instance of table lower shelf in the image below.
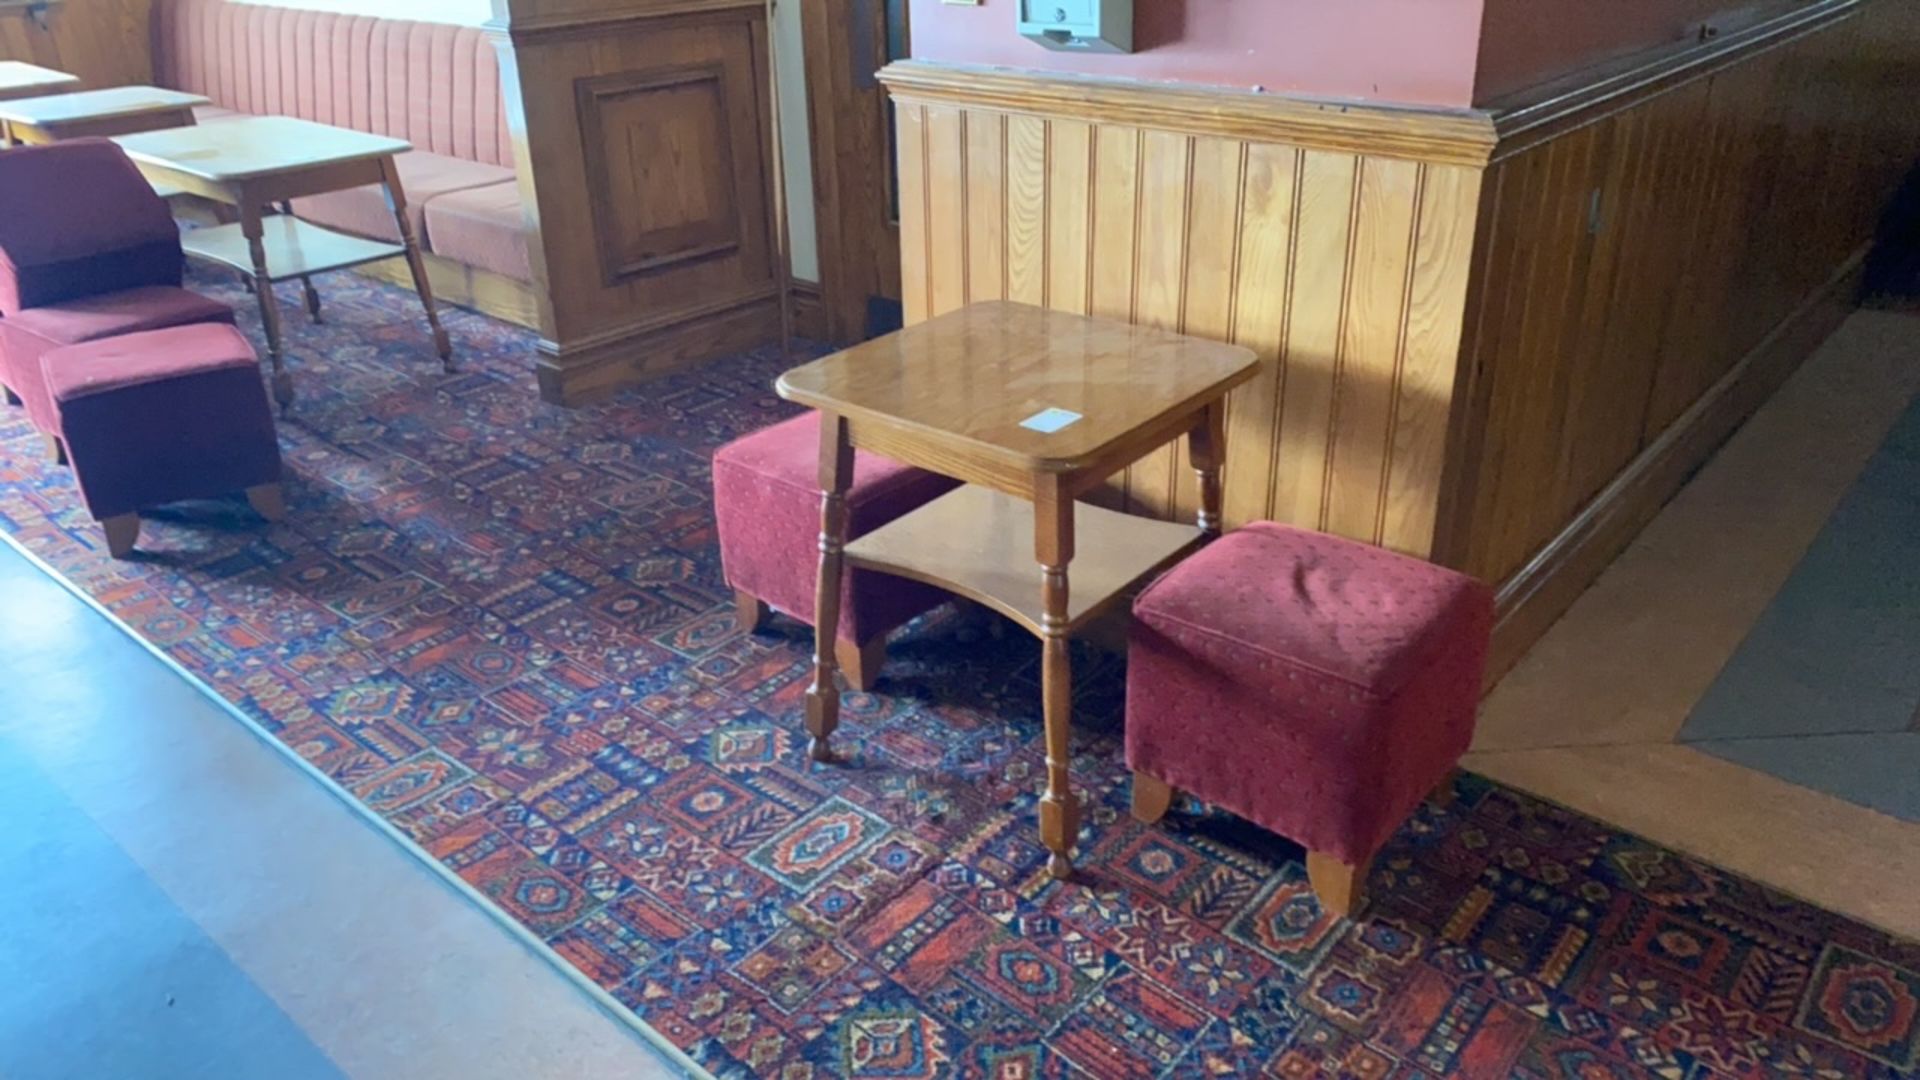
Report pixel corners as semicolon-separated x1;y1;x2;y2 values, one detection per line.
845;484;1206;637
181;216;404;282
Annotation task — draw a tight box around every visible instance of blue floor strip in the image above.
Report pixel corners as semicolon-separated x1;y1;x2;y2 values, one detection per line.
1681;390;1920;820
0;743;343;1080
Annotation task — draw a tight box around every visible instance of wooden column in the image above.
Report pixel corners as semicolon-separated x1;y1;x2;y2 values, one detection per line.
488;0;783;406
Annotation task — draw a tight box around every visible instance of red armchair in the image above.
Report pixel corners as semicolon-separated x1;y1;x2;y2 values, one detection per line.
0;140;283;558
0;139;233;443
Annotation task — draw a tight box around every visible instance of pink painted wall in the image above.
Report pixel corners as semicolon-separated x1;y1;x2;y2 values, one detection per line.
909;0;1778;110
1474;0;1762;103
907;0;1489;110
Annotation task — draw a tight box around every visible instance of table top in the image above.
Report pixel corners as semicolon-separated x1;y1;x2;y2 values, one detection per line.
776;301;1259;474
0;85;208;126
0;61;79;98
114;115;410;182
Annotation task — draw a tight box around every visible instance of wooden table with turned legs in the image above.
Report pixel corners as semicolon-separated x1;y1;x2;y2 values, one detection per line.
775;301;1258;880
0;62;78;105
114;116;455;408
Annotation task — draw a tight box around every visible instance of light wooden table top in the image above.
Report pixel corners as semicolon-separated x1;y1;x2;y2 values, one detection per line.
776;301;1259;473
0;61;79;100
0;86;207;126
113;115;411;183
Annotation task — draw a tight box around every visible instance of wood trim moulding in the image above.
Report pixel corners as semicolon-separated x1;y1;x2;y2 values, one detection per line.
485;0;760;45
1483;247;1869;683
533;283;782;405
790;280;829;341
1486;0;1861;159
574;63;744;285
877;60;1499;167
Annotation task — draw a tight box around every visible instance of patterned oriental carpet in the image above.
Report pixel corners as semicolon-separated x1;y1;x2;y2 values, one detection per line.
3;271;1917;1080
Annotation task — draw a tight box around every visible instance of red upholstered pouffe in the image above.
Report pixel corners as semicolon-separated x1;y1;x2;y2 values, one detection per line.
1126;521;1493;917
714;412;959;691
43;323;285;558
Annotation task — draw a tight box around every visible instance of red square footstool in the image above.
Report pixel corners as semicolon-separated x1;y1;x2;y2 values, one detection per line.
1126;521;1493;917
713;412;959;690
44;322;285;558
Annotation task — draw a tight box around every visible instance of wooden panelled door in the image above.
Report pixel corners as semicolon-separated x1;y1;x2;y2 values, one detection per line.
800;0;908;342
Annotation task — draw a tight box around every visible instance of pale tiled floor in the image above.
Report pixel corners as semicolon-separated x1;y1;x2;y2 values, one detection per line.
1465;310;1920;941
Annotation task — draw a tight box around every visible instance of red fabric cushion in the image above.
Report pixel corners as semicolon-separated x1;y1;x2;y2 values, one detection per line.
713;412;960;645
7;286;233;347
290;150;515;246
422;180;531;282
1125;523;1493;863
0;286;233;435
44;322;278;520
1134;522;1486;697
43;322;258;403
0;141;183;314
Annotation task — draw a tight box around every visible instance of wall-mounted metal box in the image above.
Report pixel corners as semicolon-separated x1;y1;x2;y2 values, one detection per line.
1017;0;1132;53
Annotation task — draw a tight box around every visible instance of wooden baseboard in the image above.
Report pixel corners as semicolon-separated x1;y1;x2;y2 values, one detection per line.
356;254;541;331
791;281;828;342
1487;248;1868;683
533;286;783;407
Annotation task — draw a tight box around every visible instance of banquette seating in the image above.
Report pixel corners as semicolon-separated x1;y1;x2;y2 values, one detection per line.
148;0;534;315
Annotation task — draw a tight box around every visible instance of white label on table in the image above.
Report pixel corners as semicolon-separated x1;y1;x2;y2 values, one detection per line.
1020;407;1083;434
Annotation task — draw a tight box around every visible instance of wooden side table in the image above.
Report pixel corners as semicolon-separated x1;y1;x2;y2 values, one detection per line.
0;62;78;107
0;86;208;145
115;116;454;407
776;301;1259;879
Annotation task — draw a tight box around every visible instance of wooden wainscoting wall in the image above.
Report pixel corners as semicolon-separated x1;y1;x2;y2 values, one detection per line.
0;0;152;87
490;0;783;405
1442;0;1920;675
882;0;1920;678
881;63;1496;559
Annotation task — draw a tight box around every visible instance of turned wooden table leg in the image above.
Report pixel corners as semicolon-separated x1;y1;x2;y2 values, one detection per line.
279;202;322;323
805;413;853;763
240;202;293;410
380;157;454;371
1036;479;1081;880
1191;400;1225;537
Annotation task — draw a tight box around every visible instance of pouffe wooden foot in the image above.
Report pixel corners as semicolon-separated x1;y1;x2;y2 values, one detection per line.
246;483;286;522
1131;772;1176;824
1307;851;1371;919
100;513;140;558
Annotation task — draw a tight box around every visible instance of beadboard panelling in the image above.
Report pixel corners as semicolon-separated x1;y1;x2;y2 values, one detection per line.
891;96;1485;558
1446;0;1920;590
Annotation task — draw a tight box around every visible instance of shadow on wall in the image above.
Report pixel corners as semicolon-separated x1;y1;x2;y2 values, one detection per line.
1864;159;1920;302
1135;0;1187;50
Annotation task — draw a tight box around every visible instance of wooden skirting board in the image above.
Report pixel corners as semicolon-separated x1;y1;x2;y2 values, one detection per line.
532;287;783;407
1485;251;1869;682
